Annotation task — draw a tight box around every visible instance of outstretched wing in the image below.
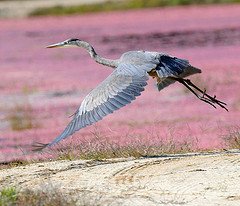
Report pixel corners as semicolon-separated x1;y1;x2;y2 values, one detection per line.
34;63;149;150
155;55;201;91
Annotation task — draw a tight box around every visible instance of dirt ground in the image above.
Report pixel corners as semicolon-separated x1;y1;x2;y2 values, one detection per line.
0;151;240;205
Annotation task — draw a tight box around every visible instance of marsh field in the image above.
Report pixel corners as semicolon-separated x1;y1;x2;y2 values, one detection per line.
1;3;240;161
0;2;240;205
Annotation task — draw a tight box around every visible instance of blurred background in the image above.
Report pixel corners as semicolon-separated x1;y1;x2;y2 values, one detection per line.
0;0;240;163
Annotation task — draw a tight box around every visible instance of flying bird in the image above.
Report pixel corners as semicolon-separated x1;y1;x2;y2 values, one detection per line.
33;38;228;151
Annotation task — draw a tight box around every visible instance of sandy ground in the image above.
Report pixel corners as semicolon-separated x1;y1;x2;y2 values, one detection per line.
0;151;240;205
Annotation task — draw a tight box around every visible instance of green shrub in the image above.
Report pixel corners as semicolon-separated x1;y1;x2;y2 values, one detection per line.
0;187;17;206
30;0;240;16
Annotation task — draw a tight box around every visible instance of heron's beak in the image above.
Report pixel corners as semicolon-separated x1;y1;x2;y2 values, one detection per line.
46;41;65;48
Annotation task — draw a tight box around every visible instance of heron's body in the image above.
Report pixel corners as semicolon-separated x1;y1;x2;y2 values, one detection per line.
34;39;227;151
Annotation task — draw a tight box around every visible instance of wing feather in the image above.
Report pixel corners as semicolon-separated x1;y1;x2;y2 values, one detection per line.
39;64;149;148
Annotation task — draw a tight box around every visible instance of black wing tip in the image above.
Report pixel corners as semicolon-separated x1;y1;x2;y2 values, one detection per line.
32;142;49;152
191;66;202;74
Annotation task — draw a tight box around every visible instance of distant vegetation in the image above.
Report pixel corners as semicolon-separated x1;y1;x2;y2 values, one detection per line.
6;90;38;131
224;127;240;149
7;103;35;131
30;0;240;16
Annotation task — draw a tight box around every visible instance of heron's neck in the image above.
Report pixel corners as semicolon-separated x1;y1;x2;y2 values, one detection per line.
77;41;118;68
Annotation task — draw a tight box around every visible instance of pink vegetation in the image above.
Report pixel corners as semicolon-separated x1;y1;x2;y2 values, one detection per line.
0;4;240;162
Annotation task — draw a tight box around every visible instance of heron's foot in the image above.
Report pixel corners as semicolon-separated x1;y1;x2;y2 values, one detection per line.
32;142;49;152
173;77;228;111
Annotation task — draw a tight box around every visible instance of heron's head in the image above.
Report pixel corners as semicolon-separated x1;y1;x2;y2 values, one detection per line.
46;38;81;48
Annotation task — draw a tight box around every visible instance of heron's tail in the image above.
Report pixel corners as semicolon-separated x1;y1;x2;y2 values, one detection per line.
181;65;201;77
157;65;201;91
155;55;201;91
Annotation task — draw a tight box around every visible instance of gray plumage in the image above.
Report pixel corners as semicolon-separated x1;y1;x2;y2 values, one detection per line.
33;38;227;151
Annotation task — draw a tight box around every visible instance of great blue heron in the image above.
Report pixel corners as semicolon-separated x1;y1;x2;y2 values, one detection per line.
34;38;228;151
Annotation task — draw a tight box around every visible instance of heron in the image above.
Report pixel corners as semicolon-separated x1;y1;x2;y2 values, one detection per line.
33;38;228;151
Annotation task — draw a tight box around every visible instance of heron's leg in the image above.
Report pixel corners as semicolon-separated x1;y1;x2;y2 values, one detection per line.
171;77;228;111
184;79;227;105
182;78;228;111
173;78;218;108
